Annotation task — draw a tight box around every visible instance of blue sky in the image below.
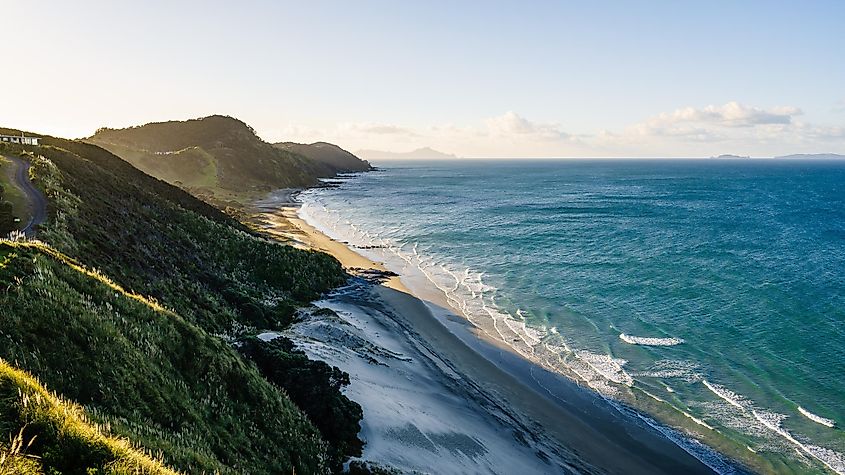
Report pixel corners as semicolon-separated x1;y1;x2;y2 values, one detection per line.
2;0;844;157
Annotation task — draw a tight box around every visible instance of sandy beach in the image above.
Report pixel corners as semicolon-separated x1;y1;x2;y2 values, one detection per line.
251;189;728;474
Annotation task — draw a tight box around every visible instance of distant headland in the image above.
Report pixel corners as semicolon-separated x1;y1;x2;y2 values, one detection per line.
711;153;845;160
356;147;458;160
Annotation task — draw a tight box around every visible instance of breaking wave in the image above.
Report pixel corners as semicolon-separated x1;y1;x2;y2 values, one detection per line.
799;406;836;428
702;379;845;473
620;333;685;346
298;191;637;400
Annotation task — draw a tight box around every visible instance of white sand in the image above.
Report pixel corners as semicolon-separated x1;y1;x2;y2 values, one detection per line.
282;283;568;473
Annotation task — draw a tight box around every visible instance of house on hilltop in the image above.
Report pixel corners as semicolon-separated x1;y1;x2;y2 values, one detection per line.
0;134;40;146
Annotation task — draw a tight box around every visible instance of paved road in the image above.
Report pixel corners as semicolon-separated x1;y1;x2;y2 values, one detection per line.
2;154;47;236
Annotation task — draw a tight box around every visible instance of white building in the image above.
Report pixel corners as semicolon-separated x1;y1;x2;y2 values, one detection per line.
0;134;40;146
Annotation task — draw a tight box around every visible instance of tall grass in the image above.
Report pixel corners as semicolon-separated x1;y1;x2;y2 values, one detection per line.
0;359;179;474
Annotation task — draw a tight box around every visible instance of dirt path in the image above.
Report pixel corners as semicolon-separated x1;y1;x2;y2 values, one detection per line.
1;155;47;235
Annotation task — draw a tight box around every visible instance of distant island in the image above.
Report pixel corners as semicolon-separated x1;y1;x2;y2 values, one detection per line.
356;147;458;160
774;153;845;160
710;154;751;160
710;153;845;160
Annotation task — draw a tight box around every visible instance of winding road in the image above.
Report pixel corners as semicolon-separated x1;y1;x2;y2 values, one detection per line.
2;154;47;236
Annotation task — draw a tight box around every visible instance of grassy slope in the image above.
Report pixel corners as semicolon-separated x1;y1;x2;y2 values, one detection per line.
87;115;331;203
0;133;361;473
16;138;346;334
0;241;326;474
0;358;178;475
93;143;220;190
274;142;372;173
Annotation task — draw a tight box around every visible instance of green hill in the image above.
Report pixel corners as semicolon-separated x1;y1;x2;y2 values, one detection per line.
274;141;372;173
87;116;370;207
0;131;365;473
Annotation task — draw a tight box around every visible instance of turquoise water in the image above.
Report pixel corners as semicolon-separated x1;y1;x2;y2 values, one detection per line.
298;159;845;473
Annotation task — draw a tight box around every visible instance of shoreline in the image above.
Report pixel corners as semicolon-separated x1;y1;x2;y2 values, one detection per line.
251;188;727;474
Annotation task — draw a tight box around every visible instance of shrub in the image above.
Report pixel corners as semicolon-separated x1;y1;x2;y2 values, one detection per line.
239;336;364;472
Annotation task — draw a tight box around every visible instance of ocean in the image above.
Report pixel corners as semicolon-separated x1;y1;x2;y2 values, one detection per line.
298;159;845;474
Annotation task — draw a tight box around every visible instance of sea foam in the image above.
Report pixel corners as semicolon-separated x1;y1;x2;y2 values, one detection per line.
299;189;639;400
798;406;836;428
620;333;685;346
702;380;747;410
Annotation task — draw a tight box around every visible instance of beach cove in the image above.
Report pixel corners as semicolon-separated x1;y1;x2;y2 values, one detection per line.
250;187;730;474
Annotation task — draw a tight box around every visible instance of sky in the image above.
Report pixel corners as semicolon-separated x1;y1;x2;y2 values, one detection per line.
2;0;844;158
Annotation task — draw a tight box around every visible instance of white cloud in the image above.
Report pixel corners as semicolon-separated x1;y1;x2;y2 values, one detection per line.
484;111;570;140
639;101;801;134
266;102;844;158
342;122;418;136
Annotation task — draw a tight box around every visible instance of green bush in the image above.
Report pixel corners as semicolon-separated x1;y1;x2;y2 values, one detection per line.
0;201;13;235
239;336;364;472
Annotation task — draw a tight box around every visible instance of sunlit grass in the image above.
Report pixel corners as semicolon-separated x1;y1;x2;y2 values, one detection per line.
2;239;167;313
0;359;179;475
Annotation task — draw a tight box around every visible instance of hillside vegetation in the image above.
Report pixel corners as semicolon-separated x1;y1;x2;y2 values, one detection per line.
0;357;178;475
0;130;365;473
87;116;370;207
0;157;22;235
274;141;372;172
0;240;326;473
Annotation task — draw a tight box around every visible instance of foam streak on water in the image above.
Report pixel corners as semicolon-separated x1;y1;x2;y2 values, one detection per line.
799;407;836;428
620;333;685;346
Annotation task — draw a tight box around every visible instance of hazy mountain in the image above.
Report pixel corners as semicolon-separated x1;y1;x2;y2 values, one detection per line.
275;141;372;172
774;153;845;160
710;153;845;160
357;147;458;160
710;154;751;159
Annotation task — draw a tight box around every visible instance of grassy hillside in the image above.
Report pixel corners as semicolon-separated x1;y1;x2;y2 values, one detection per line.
0;358;178;475
0;241;326;474
275;142;372;173
0;131;365;473
4;137;346;334
87;116;368;207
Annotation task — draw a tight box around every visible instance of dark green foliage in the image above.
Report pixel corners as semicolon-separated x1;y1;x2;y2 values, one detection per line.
0;200;12;235
0;130;365;472
239;336;364;472
0;243;327;474
347;460;403;475
19;138;346;334
0;172;14;235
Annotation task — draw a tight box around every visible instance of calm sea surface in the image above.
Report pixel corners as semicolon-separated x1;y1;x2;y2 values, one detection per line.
298;159;845;473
